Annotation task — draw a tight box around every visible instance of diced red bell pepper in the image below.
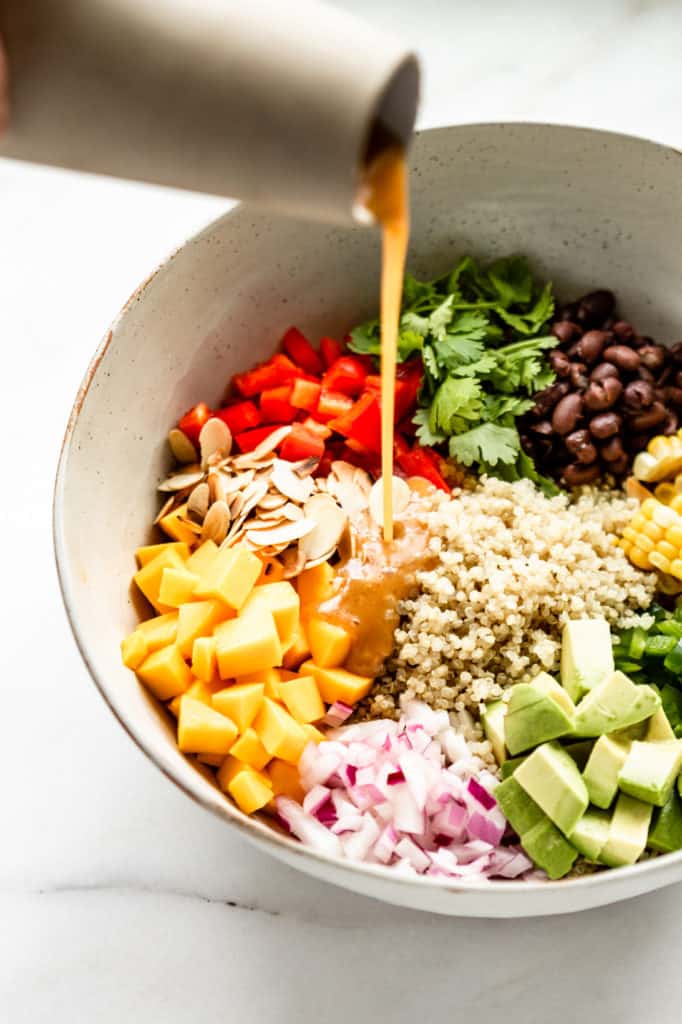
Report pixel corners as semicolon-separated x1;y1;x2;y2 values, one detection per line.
396;444;450;492
279;423;325;462
340;442;382;477
290;377;322;412
322;355;369;397
301;417;332;441
364;374;381;391
234;424;285;452
328;391;382;452
215;400;261;435
233;353;302;398
281;327;324;376
260;384;297;423
395;358;423;422
178;402;214;446
315;388;354;421
320;336;345;368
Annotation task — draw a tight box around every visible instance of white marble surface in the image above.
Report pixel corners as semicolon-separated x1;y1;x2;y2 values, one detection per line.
4;1;682;1020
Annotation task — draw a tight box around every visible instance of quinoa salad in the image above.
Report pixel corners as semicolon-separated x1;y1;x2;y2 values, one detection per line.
121;255;682;883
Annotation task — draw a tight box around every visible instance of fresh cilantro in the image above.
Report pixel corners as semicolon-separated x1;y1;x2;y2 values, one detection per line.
348;253;557;484
449;423;520;468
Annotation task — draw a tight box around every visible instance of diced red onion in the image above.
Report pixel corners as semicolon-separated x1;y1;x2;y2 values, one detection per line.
321;700;353;727
388;783;425;835
302;785;331;817
468;811;506;847
395;836;431;873
275;797;341;856
466;777;497;811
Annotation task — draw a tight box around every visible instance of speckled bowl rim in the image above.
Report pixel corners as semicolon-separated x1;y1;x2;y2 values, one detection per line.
54;122;682;911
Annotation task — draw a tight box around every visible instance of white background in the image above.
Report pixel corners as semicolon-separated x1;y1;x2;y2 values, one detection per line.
3;1;682;1020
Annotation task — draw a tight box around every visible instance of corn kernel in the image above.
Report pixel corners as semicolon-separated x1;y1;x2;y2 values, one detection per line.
670;559;682;581
629;533;654;553
670;495;682;515
631;511;647;531
652;502;677;529
655;483;676;505
649;551;670;573
656;540;678;562
641;520;664;542
629;546;653;570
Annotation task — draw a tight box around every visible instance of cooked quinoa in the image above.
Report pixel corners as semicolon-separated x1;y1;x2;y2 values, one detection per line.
366;477;657;718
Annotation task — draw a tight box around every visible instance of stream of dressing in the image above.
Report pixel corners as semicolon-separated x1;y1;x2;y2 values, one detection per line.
364;146;410;542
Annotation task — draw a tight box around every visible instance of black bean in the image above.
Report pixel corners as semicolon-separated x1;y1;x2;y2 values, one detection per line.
549;350;572;378
638;366;656;383
552;393;583;435
657;365;673;386
663;412;679;436
577;330;609;364
676;372;682;389
565;429;598;465
583;377;622;411
613;320;635;342
600;436;625;463
531;380;570;416
531;419;554;437
557;302;579;322
603;345;641;371
569;363;589;389
670;342;682;365
589;412;622;439
664;386;682;408
551;321;581;345
563;462;601;486
576;290;616;326
623;380;654;411
638;345;666;371
629;402;667;432
630;433;651;454
607;452;630;476
590;362;619;382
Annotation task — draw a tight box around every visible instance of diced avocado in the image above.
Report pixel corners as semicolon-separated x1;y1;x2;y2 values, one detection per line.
514;742;589;836
646;707;676;743
600;793;652;867
504;676;575;756
648;788;682;853
500;755;526;779
618;740;682;807
561;619;614;702
494;776;544;837
662;684;682;738
520;817;578;880
562;740;594;771
482;700;507;765
573;672;660;738
582;734;630;809
612;719;649;742
569;808;611;862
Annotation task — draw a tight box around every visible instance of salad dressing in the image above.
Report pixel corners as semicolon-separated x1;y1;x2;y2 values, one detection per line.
364;146;410;543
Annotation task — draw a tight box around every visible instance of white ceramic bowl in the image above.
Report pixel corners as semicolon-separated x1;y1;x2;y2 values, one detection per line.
55;123;682;917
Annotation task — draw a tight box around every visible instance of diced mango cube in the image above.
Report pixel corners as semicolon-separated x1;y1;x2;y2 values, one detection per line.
134;548;187;613
267;759;304;802
306;617;351;668
177;600;230;658
137;644;192;700
158;502;201;545
235;668;280;699
281;619;311;670
241;581;300;647
191;636;219;682
214;610;282;678
217;755;250;790
230;728;271;770
196;751;226;767
169;677;225;716
136;541;190;567
159;566;200;608
228;768;273;814
302;723;325;744
278;675;325;724
257;558;286;585
276;669;299;681
194;543;262;610
186;539;220;576
254;698;307;764
177;696;238;755
296;562;336;619
212;682;264;732
121;631;148;669
300;660;373;705
136;611;179;651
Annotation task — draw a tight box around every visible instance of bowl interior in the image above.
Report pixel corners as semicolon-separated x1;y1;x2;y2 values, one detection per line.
55;123;682;915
